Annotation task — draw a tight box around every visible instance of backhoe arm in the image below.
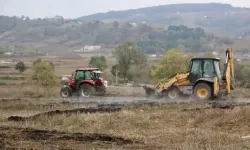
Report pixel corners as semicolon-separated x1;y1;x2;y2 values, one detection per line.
222;48;234;94
155;73;189;93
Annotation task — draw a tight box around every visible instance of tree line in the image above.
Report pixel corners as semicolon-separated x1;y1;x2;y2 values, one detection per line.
89;41;250;88
14;40;250;95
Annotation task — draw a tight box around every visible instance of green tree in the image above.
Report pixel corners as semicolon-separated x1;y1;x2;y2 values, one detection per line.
32;58;42;67
150;49;189;83
15;61;27;73
89;56;108;71
0;46;4;55
48;61;55;71
31;61;57;95
32;58;55;72
111;64;119;77
234;61;250;87
113;21;119;28
113;41;146;82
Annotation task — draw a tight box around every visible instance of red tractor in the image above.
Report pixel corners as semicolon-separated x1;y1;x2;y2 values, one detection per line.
60;68;106;98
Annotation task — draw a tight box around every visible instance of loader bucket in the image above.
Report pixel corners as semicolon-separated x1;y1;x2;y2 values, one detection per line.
143;85;156;97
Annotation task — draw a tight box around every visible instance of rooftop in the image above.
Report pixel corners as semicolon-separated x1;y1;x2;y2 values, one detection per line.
191;57;220;61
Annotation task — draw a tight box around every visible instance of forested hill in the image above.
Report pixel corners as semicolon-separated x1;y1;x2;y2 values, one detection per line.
79;3;250;37
79;3;239;20
0;14;233;55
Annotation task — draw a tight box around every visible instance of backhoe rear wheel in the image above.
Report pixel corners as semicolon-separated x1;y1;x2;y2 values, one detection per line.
194;82;212;100
166;87;181;100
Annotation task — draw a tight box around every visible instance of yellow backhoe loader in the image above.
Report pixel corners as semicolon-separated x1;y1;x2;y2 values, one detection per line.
143;48;235;100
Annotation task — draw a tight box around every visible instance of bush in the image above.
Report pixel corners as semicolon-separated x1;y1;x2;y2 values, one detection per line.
89;56;108;71
15;61;27;73
29;60;58;96
234;61;250;88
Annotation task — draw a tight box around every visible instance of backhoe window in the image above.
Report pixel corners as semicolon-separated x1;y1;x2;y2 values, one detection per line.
189;60;203;83
190;60;202;74
203;60;214;78
214;61;222;81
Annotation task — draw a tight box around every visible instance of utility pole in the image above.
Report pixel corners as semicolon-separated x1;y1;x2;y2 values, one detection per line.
115;67;118;85
115;56;119;85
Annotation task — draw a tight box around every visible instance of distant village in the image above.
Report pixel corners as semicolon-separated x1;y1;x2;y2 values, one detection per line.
72;45;102;53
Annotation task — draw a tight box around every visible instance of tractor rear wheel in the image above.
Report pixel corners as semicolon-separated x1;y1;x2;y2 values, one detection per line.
166;87;181;100
79;84;95;97
194;82;212;100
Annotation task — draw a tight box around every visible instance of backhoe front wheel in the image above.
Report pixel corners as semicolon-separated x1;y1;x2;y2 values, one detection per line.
166;87;181;100
194;83;212;100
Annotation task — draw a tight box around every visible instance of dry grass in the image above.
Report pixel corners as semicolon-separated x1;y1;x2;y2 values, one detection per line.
107;86;145;97
1;55;250;149
0;84;145;98
1;102;250;149
0;85;60;98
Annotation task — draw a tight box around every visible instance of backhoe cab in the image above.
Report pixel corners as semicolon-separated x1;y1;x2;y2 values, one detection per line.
143;48;234;100
187;57;221;99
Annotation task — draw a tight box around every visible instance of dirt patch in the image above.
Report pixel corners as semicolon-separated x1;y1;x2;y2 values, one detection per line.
181;101;250;112
7;106;121;122
0;127;137;149
0;98;22;103
210;101;250;109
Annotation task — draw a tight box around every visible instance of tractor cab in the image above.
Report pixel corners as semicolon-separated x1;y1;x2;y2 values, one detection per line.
188;58;222;84
60;68;106;98
74;68;102;88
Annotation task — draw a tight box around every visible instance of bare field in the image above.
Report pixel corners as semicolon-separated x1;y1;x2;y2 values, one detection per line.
0;99;250;149
1;55;250;149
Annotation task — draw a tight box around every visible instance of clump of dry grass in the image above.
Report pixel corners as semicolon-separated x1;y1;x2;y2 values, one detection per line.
3;103;250;149
0;85;60;98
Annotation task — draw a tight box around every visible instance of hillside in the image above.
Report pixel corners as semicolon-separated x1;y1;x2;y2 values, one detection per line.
79;3;250;37
0;15;234;56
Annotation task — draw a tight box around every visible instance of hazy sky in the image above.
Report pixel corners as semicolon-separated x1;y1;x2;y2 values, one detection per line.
0;0;249;19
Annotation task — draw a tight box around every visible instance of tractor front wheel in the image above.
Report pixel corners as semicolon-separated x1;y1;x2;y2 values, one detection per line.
60;87;71;98
79;84;95;97
194;82;212;100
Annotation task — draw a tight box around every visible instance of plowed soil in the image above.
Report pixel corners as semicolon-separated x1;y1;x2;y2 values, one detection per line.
7;107;122;122
0;127;139;150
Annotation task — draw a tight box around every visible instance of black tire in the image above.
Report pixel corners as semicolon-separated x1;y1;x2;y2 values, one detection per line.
79;84;95;97
60;87;71;98
165;87;181;100
194;82;212;100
